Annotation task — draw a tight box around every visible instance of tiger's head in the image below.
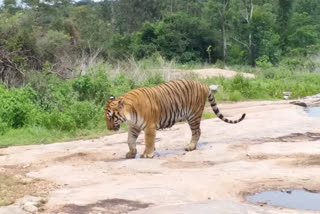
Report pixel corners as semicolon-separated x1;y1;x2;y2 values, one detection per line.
105;96;126;131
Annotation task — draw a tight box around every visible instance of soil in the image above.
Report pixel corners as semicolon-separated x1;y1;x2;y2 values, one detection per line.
174;67;255;79
1;98;320;213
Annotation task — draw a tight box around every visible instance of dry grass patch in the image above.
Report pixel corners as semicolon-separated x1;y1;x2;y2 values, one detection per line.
0;171;52;206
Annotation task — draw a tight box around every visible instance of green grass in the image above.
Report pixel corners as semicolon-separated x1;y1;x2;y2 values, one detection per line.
0;122;128;148
202;111;217;120
201;68;320;102
0;111;217;147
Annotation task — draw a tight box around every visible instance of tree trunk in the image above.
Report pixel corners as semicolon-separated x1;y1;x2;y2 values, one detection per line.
222;17;227;63
220;0;228;63
248;33;255;66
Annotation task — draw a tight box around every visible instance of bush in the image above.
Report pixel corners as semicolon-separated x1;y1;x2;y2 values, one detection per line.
229;90;244;101
0;86;37;128
0;120;9;136
46;112;76;131
256;55;273;69
65;102;100;129
72;63;113;104
36;30;71;62
229;74;251;98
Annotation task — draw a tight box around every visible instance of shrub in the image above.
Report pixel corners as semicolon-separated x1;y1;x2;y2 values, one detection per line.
65;102;99;129
36;30;71;62
46;112;76;131
0;120;9;136
229;90;244;101
0;86;37;128
229;74;251;98
256;55;273;69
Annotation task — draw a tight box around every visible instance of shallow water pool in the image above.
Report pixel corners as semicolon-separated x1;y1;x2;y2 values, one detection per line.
247;189;320;211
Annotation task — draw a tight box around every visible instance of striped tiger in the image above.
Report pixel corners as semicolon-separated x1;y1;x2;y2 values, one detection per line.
105;79;245;158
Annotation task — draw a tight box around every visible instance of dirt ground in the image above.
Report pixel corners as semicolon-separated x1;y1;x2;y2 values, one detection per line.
1;95;320;213
174;68;255;79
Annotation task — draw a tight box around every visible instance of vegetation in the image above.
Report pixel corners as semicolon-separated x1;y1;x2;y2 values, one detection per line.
0;0;319;146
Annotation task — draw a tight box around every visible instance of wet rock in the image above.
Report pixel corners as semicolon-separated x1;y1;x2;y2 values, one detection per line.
290;101;307;107
290;93;320;107
22;202;38;213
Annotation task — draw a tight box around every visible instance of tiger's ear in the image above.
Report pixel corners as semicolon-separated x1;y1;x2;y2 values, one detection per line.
118;98;124;109
109;95;115;100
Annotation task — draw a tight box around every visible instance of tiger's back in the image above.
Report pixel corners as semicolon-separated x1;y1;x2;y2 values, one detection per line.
123;79;209;130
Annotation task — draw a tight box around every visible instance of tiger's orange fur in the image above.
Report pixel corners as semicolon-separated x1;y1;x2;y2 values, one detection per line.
105;79;245;158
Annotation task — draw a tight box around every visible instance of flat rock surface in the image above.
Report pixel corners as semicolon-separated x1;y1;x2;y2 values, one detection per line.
174;68;255;79
1;98;320;214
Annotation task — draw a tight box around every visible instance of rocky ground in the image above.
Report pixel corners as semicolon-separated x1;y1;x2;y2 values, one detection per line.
0;95;320;214
174;68;255;79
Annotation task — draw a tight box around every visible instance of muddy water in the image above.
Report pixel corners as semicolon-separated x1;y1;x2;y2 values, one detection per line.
247;189;320;211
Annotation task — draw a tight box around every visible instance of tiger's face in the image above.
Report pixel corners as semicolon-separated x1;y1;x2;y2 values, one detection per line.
105;96;125;131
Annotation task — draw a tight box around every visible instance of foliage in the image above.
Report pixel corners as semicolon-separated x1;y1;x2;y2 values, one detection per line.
0;85;36;128
0;0;320;70
132;13;216;63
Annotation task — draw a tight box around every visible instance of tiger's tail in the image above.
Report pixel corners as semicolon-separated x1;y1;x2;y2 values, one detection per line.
208;86;245;124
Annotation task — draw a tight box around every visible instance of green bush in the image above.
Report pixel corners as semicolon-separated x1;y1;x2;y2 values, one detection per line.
36;30;71;62
46;112;76;131
0;86;37;128
229;90;244;101
0;120;9;136
72;64;113;104
229;74;251;98
65;102;100;129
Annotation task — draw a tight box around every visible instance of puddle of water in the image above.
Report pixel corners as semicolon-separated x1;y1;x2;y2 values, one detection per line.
305;107;320;118
247;189;320;211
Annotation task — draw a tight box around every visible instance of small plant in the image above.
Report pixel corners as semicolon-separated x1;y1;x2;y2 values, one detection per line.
256;55;273;69
229;90;244;101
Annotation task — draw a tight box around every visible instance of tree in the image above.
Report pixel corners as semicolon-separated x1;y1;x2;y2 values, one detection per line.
204;0;230;63
277;0;293;50
113;0;163;33
250;6;281;64
229;0;255;65
287;12;319;55
133;13;217;63
162;0;203;17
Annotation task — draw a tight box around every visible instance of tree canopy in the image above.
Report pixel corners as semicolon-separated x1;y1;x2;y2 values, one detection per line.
0;0;319;77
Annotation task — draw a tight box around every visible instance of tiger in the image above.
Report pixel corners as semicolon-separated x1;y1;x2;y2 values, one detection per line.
105;79;245;158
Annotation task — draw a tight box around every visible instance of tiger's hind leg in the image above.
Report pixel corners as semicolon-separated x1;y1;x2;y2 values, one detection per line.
126;125;141;159
141;124;156;158
185;114;202;151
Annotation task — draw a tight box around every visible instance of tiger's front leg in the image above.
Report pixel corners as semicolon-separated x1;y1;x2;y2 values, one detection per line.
141;124;156;158
126;125;141;159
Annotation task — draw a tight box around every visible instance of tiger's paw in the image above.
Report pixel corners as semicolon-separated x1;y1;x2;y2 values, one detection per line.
140;152;154;159
184;143;197;151
126;152;137;159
